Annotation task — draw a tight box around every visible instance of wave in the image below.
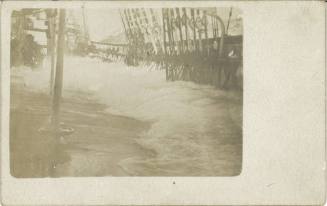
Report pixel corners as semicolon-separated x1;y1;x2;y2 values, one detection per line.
13;56;242;176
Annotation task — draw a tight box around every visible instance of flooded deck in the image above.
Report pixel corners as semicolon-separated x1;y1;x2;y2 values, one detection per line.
10;57;242;177
10;86;152;177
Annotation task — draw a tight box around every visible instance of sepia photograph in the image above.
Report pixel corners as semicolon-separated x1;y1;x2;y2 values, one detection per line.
9;6;243;177
1;1;326;205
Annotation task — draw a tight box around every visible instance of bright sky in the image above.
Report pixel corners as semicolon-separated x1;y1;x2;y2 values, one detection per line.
71;8;123;42
86;9;123;42
72;7;242;42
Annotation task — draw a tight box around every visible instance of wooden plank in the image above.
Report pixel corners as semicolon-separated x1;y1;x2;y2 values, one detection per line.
24;27;48;33
91;41;127;47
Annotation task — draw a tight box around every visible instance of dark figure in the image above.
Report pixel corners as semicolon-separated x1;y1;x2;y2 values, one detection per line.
209;40;223;87
22;34;43;68
10;37;20;67
222;47;241;89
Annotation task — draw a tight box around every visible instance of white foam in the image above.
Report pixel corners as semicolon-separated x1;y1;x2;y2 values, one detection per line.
15;56;242;175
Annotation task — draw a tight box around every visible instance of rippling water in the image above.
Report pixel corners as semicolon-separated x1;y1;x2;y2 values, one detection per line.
16;56;242;176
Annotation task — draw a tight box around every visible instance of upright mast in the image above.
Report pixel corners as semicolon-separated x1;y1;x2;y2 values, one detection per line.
52;9;66;129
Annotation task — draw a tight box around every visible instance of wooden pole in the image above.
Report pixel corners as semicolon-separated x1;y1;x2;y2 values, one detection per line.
170;9;176;53
142;8;158;54
52;9;66;129
150;8;164;52
191;9;197;52
16;12;25;65
49;10;57;95
226;7;233;35
162;8;168;80
216;16;225;58
166;9;175;80
197;9;203;52
82;6;89;41
162;8;168;55
119;10;129;43
124;9;134;42
211;16;216;38
176;8;184;54
203;11;208;55
166;9;173;55
182;8;189;52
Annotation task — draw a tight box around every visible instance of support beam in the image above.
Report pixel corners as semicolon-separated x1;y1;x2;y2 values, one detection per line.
49;11;57;95
226;7;233;35
91;41;127;47
52;9;66;129
182;8;189;52
23;27;48;33
176;8;184;54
